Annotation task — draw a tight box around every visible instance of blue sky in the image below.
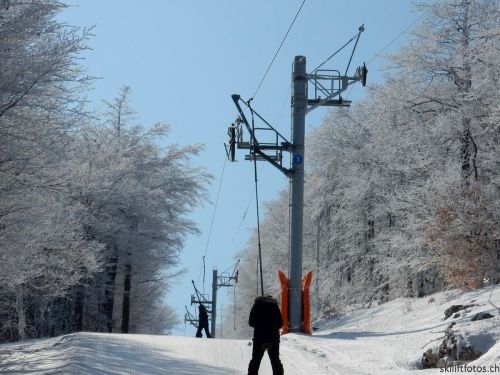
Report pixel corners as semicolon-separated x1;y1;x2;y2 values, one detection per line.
60;0;427;336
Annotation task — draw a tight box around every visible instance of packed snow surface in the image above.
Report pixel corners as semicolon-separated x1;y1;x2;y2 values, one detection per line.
1;286;499;374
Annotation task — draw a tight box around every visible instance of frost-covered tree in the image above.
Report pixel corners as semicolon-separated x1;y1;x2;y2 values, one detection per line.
0;1;99;341
0;2;209;342
65;87;209;334
389;0;500;287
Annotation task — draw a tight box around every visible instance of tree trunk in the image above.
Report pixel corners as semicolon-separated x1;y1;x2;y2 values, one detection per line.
459;0;474;187
103;250;118;333
72;285;84;332
461;124;474;184
121;260;132;333
16;286;26;340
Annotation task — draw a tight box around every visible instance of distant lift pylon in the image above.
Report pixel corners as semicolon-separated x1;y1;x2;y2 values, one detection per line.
185;261;239;338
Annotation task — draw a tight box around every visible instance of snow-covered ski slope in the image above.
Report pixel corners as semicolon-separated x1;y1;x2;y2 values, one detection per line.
1;286;499;374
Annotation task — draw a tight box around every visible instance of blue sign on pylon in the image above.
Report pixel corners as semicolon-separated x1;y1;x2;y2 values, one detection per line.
293;155;303;164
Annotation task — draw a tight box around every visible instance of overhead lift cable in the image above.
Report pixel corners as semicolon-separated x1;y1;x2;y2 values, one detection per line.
198;157;227;293
230;163;264;245
252;0;306;100
248;99;265;296
367;4;435;64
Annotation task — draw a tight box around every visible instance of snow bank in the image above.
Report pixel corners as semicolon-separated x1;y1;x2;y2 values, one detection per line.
1;286;498;374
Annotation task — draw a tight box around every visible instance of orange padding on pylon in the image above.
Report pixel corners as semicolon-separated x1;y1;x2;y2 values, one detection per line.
278;271;289;335
302;271;313;335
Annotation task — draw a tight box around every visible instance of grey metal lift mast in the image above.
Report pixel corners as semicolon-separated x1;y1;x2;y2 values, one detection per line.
288;55;367;331
227;26;367;332
289;56;307;331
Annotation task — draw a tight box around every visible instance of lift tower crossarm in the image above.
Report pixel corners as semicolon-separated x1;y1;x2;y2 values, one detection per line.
217;259;240;287
191;280;212;306
306;72;362;114
231;94;293;177
184;305;199;328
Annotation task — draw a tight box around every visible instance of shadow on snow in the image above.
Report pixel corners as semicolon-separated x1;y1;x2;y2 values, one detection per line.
0;333;238;375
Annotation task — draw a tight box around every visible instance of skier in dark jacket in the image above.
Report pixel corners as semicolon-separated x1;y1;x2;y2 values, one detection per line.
247;295;284;375
196;304;211;338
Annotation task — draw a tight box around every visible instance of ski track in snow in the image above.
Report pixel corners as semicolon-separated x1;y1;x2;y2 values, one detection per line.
1;286;499;374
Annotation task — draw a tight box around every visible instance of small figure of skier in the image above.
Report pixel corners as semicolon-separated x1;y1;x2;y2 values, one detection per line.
195;304;211;338
247;295;284;375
